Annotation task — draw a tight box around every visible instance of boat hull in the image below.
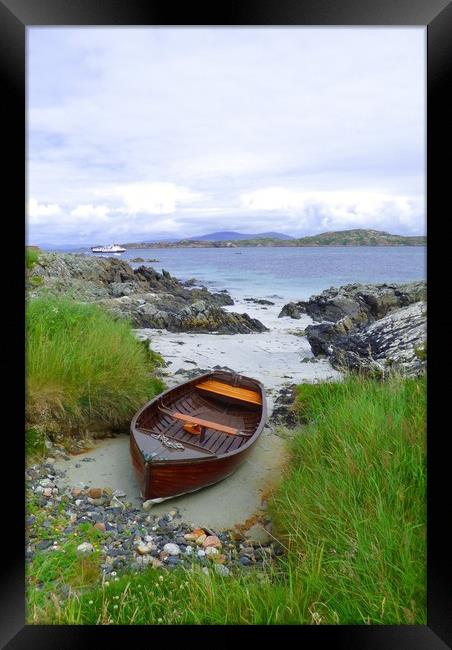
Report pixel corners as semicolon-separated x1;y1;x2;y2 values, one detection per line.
130;429;256;500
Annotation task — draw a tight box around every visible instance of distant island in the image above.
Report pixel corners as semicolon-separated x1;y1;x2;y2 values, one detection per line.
121;229;426;249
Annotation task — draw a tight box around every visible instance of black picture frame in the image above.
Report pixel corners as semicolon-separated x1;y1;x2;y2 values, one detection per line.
2;0;450;647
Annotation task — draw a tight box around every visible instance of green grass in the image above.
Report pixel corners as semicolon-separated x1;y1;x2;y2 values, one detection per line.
27;373;426;625
26;296;165;435
269;374;426;624
26;248;40;269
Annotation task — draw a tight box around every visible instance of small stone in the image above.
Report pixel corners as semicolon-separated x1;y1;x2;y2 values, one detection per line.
167;556;179;566
36;540;52;551
192;528;205;538
240;556;252;566
184;533;197;541
43;488;52;497
196;534;207;546
163;543;180;556
202;535;222;549
202;567;209;575
88;488;102;499
136;543;151;555
214;564;230;577
185;546;193;555
71;487;82;498
94;522;106;532
150;558;163;568
205;547;219;557
197;549;206;558
87;498;103;506
46;457;56;464
75;499;84;507
39;478;53;487
142;500;155;511
77;542;94;556
109;496;125;509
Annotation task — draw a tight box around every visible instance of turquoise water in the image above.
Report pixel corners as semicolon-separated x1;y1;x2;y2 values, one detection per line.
87;246;426;302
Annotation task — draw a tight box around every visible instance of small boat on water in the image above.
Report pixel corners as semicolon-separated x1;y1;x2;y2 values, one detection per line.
130;370;267;501
91;244;126;253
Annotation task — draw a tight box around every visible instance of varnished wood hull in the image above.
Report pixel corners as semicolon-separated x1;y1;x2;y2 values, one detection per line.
130;371;266;500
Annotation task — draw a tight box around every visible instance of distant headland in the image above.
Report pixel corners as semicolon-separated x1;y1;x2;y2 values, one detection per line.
120;229;426;249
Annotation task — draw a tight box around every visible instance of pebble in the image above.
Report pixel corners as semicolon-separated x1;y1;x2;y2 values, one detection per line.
214;564;230;577
203;535;222;549
136;543;152;555
77;542;94;556
163;543;180;556
36;540;52;551
26;457;282;582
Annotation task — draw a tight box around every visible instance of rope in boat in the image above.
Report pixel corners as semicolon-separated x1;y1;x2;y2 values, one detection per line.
149;432;185;450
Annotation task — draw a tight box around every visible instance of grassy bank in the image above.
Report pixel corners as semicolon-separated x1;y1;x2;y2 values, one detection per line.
26;296;164;440
27;373;426;624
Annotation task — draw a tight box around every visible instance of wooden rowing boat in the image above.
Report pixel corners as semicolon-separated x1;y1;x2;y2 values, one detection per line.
130;370;267;501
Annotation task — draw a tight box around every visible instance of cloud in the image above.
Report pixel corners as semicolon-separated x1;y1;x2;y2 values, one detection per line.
105;182;204;215
70;204;110;219
28;198;62;224
239;188;424;235
27;27;425;243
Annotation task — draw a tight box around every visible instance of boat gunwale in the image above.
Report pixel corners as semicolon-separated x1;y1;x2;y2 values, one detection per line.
130;370;267;462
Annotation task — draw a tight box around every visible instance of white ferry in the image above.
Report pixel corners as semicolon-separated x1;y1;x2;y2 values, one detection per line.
91;244;126;254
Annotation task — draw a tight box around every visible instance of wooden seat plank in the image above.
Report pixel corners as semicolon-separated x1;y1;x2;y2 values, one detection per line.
165;410;242;436
196;380;261;405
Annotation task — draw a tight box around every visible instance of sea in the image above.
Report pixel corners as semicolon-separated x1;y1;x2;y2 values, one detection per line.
77;246;426;303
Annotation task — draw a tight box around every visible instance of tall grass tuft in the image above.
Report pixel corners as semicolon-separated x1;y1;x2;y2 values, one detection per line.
269;373;426;624
26;248;40;269
26;296;164;434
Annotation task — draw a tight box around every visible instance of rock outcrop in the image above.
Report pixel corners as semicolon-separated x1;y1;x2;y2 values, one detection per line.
28;253;267;334
279;282;426;323
328;302;427;377
279;282;426;377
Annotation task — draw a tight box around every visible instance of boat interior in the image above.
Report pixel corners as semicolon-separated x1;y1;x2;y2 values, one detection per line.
134;374;263;459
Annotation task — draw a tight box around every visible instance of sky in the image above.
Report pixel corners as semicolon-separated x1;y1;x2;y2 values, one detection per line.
27;27;426;245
